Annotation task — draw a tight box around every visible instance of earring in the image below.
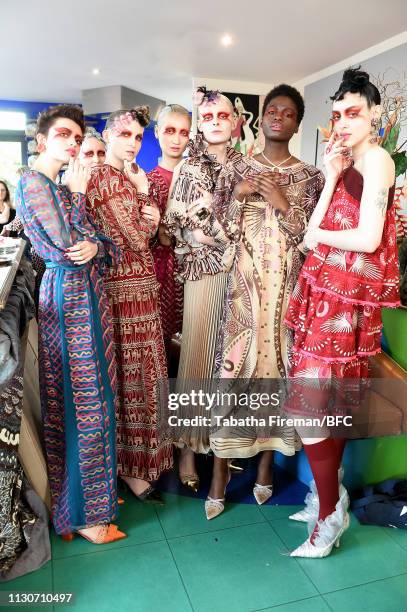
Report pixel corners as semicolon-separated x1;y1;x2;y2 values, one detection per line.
369;118;379;144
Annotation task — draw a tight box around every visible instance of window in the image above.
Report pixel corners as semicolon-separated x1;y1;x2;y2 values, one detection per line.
0;111;26;131
0;111;27;197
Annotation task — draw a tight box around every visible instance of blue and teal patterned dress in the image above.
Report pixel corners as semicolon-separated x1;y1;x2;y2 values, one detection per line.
15;170;118;534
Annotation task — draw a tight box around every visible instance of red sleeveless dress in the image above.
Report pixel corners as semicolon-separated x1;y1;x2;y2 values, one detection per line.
284;165;399;411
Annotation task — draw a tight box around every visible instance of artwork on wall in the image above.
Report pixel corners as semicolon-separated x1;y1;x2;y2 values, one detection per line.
223;92;264;156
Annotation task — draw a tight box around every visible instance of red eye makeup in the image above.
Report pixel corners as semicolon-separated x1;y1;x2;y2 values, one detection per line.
53;127;72;137
332;106;363;122
53;127;82;145
267;106;296;120
345;106;362;118
201;112;231;122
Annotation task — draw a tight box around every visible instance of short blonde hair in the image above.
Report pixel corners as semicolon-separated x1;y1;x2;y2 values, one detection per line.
197;94;235;117
157;104;191;128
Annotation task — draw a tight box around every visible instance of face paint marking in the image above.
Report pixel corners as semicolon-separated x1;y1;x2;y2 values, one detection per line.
52;126;83;145
332;105;364;122
201;111;231;122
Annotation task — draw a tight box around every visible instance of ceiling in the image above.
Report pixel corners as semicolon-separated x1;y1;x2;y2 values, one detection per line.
3;0;407;108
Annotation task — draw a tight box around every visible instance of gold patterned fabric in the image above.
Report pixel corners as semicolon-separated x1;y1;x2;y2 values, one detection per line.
211;159;325;458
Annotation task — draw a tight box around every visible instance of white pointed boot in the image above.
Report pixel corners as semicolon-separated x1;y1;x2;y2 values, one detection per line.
290;499;350;558
289;467;347;522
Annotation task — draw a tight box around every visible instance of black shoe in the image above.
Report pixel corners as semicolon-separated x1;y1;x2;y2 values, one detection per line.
120;479;165;505
136;485;165;505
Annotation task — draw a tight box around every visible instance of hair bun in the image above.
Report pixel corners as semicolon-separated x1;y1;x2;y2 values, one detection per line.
331;66;380;106
133;105;150;124
341;67;370;87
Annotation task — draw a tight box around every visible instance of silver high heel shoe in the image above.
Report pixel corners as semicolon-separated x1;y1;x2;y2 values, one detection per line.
290;500;350;558
289;467;345;522
253;483;273;505
205;472;231;520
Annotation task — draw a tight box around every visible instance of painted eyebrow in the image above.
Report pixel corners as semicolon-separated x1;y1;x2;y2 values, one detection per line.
54;127;72;135
54;126;83;139
333;105;363;114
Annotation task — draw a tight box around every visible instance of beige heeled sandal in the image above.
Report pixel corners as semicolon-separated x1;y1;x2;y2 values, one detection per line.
205;472;231;520
253;483;274;505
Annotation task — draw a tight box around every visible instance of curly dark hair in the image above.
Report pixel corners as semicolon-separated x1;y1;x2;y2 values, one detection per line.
331;67;380;107
106;105;151;130
0;180;11;203
262;84;305;124
36;104;85;137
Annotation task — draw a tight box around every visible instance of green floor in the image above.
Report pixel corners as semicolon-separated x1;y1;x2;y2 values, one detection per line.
3;489;407;612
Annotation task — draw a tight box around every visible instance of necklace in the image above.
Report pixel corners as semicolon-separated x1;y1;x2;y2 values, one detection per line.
261;151;293;172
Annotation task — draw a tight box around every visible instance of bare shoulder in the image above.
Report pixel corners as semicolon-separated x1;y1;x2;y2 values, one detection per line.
363;146;394;170
361;146;395;183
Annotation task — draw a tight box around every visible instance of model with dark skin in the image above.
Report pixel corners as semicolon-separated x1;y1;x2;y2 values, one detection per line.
209;95;302;501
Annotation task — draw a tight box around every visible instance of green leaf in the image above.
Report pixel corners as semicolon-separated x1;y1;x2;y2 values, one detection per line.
382;124;400;154
392;151;407;177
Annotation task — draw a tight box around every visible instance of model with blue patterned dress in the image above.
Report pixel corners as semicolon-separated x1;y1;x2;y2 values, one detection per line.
15;104;126;544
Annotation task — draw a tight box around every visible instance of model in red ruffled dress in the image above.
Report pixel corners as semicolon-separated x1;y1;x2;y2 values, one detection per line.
285;163;398;381
283;68;399;558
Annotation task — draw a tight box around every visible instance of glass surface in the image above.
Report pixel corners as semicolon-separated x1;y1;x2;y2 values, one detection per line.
0;140;23;195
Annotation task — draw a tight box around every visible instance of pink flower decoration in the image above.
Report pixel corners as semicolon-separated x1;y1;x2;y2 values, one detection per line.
111;112;133;135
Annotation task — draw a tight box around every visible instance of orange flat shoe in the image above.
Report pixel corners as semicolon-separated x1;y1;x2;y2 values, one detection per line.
61;533;75;542
61;524;127;545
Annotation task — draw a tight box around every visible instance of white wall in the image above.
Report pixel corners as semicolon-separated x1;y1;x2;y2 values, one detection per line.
192;29;407;163
293;30;407;165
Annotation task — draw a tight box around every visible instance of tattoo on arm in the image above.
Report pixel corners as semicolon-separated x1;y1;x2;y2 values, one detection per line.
374;188;389;217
